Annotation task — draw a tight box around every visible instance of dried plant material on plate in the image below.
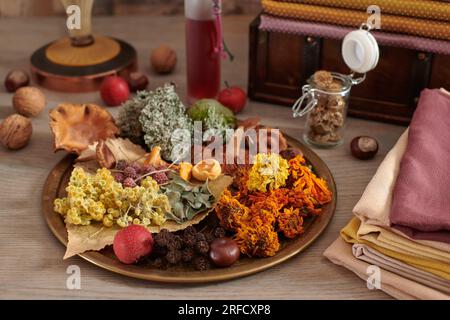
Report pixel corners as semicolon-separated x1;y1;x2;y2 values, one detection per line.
105;138;147;163
76;138;147;165
144;146;168;168
64;223;119;259
76;142;97;162
96;140;116;169
215;154;332;257
49;103;119;154
62;172;232;258
64;210;211;258
163;174;232;223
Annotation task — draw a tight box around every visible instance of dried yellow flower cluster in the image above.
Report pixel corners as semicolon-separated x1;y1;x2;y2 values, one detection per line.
54;167;171;228
247;153;289;192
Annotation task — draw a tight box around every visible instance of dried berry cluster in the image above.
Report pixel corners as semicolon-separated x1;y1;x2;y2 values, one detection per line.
113;160;169;188
150;226;227;271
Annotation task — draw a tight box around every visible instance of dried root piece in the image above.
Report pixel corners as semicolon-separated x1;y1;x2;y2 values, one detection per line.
49;103;119;154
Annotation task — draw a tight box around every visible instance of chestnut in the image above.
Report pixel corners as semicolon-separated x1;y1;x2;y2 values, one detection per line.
4;70;29;92
351;136;379;160
127;72;149;92
209;237;240;268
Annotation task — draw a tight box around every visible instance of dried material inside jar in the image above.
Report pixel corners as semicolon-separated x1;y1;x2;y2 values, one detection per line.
307;71;346;145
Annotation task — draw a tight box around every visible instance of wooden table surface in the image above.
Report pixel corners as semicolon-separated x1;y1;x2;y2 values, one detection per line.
0;15;405;299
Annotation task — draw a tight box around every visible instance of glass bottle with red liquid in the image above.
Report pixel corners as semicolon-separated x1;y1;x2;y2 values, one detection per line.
185;0;223;103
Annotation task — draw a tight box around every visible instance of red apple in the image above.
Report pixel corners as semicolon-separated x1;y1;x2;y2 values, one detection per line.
100;76;130;106
113;225;153;264
218;84;247;114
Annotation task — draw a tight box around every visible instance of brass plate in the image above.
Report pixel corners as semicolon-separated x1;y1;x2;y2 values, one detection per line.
42;135;337;283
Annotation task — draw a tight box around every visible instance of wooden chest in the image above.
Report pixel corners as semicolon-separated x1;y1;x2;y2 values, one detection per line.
248;16;450;125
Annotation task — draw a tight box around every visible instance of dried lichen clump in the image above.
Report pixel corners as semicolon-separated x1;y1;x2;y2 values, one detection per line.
117;91;149;146
139;84;193;161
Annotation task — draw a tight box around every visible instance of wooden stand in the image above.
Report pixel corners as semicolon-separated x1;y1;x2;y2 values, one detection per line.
30;37;137;92
30;1;137;92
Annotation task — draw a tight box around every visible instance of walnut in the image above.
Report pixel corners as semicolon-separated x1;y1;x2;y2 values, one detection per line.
13;86;46;117
150;45;177;74
0;114;33;150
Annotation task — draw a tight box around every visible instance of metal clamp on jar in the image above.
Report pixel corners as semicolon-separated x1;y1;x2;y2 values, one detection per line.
293;23;379;148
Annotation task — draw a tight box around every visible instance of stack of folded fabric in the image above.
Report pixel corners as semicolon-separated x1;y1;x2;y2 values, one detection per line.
324;88;450;299
260;0;450;55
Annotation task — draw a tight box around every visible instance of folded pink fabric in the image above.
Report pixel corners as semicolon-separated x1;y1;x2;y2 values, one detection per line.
391;89;450;243
259;14;450;55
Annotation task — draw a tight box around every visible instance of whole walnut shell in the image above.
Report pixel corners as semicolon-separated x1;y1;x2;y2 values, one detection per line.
0;114;33;150
150;45;177;74
13;86;46;117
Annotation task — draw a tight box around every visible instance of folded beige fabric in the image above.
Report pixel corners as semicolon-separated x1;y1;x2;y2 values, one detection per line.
353;130;408;227
353;128;450;253
352;244;450;294
323;237;450;299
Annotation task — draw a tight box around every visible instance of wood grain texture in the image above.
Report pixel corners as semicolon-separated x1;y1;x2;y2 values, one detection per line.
0;15;405;299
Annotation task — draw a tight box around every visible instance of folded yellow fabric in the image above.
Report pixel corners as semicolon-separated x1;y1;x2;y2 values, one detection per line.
341;218;450;281
358;221;450;264
277;0;450;22
324;237;450;299
262;0;450;40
